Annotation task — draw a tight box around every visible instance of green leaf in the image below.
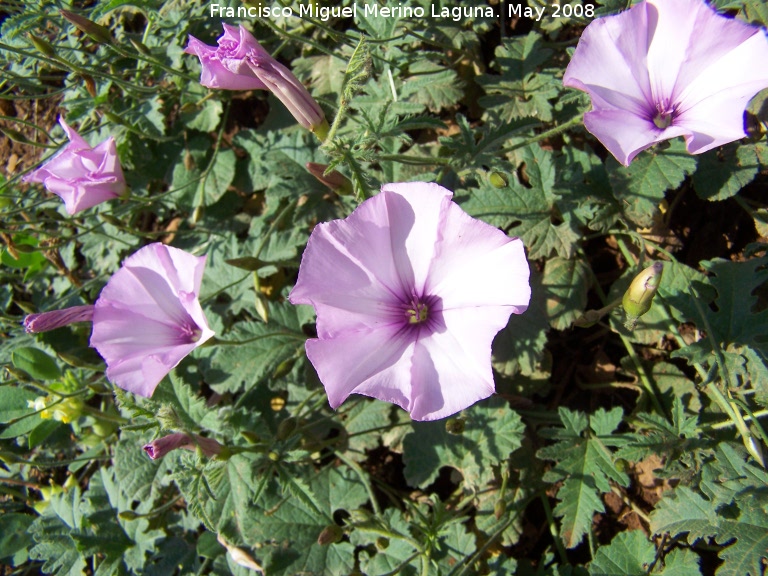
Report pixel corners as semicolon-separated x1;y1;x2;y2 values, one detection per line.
657;548;702;576
402;397;525;489
589;530;655;576
0;513;35;565
0;385;42;439
401;68;464;112
607;140;698;227
203;148;236;205
340;399;393;461
201;303;307;394
12;347;62;380
492;268;549;377
651;486;768;576
477;32;558;121
543;257;590;330
692;143;760;201
538;407;629;548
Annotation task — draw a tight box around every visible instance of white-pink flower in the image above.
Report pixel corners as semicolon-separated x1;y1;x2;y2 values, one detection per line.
289;182;531;421
563;0;768;166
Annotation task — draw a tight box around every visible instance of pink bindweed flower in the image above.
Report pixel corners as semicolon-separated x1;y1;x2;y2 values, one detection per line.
289;182;531;421
185;24;327;135
563;0;768;166
90;243;215;397
143;432;222;460
23;117;126;214
23;243;214;397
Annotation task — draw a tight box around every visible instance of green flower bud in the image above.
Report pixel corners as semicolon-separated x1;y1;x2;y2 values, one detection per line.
489;171;509;188
445;417;465;434
60;10;114;45
28;33;56;58
622;262;663;330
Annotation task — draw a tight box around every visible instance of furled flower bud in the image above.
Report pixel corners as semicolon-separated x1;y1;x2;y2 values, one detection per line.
23;305;95;333
59;10;114;45
622;262;663;330
143;432;223;460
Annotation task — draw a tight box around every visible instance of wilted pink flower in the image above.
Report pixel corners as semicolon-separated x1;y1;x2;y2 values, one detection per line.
143;432;222;460
185;24;327;134
563;0;768;166
90;243;215;397
24;304;94;333
23;117;126;214
289;182;531;421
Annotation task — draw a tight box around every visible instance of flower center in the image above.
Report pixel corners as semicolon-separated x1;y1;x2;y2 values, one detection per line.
405;300;429;324
179;323;203;343
653;100;676;129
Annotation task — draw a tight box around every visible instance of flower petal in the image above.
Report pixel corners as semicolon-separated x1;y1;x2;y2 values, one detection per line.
305;325;415;411
563;3;653;115
583;109;688;166
426;201;531;310
408;307;505;421
185;35;267;90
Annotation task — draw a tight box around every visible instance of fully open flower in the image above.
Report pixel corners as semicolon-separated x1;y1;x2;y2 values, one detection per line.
185;24;327;135
24;243;214;397
563;0;768;166
23;117;126;214
289;182;531;421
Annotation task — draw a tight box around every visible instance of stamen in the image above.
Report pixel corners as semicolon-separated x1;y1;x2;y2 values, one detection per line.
406;301;429;324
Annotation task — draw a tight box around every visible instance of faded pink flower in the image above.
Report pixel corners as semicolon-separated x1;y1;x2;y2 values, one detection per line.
90;243;215;397
289;182;531;421
23;117;126;214
563;0;768;166
185;24;327;134
143;432;222;460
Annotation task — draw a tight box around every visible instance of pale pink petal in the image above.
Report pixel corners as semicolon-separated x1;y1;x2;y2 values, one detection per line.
57;117;90;150
305;325;415;410
425;202;531;310
563;3;653;113
583;109;688;166
380;183;451;295
647;0;758;103
408;307;505;421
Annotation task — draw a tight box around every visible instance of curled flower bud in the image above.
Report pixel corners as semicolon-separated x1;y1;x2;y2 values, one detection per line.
24;305;95;333
143;432;223;460
622;262;663;330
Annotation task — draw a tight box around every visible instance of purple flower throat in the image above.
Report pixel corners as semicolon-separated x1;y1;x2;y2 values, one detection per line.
652;98;678;129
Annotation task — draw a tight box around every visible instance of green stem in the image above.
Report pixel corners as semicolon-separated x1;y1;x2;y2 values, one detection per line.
541;494;568;563
618;332;669;419
335;451;380;515
80;405;128;425
498;113;584;154
193;100;230;222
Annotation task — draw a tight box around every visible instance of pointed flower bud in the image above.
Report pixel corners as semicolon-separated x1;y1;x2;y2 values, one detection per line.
59;10;114;45
143;432;223;460
28;33;56;58
622;262;663;330
306;163;353;195
24;304;95;333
